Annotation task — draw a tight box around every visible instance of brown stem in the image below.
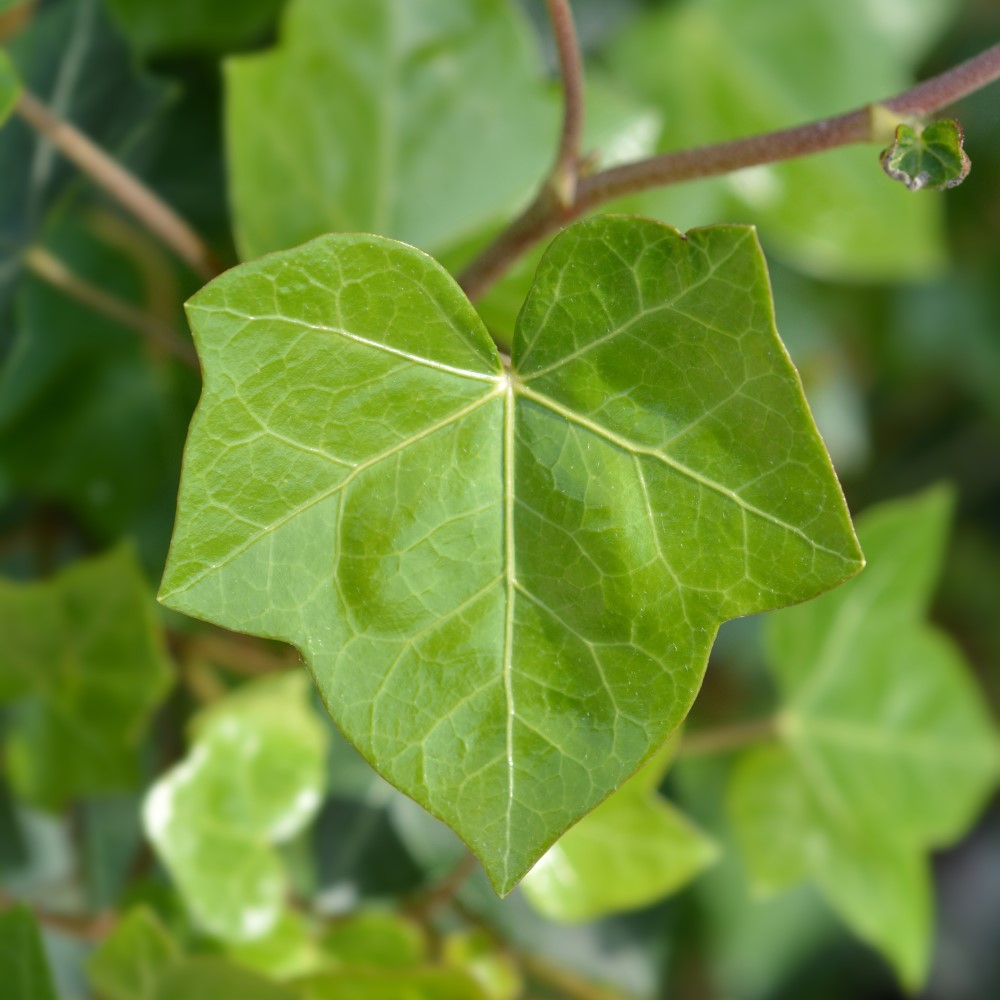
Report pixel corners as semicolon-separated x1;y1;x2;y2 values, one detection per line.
25;247;199;370
546;0;586;207
406;851;479;921
678;717;776;758
458;39;1000;303
0;894;115;943
178;630;299;676
15;90;222;281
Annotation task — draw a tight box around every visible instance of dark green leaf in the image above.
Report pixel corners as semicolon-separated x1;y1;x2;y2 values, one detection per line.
0;545;173;808
160;215;861;893
880;119;971;191
0;905;58;1000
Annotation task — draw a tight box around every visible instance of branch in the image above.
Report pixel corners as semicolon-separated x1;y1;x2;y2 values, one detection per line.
546;0;585;206
15;90;222;281
405;851;479;921
458;39;1000;303
678;717;776;758
0;893;115;943
25;246;199;370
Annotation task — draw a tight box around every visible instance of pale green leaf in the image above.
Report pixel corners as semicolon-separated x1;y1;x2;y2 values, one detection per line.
769;486;1000;848
322;911;426;969
607;0;953;279
0;545;173;809
729;745;932;990
86;906;180;1000
142;673;330;942
159;215;862;894
226;0;558;260
0;905;58;1000
227;910;322;980
0;49;21;126
880;119;971;191
521;742;718;921
153;958;298;1000
294;967;489;1000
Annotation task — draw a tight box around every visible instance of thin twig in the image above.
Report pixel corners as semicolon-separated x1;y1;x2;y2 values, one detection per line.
406;851;479;921
458;39;1000;303
0;894;115;943
25;246;199;369
15;90;222;281
25;246;198;368
546;0;586;207
178;630;299;676
678;717;776;758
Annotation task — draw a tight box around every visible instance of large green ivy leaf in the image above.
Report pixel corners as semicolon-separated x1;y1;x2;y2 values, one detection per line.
0;905;58;1000
729;487;1000;988
159;214;862;893
521;741;718;921
226;0;557;261
607;0;952;279
143;673;330;942
0;545;173;809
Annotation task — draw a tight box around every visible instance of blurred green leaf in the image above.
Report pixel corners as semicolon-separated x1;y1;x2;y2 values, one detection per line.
321;911;426;968
607;0;952;279
143;673;329;942
442;930;521;1000
86;906;180;1000
295;967;490;1000
158;217;861;893
880;119;970;191
226;0;559;260
730;487;1000;988
105;0;284;56
226;909;321;980
0;544;172;809
521;741;718;922
0;904;58;1000
0;48;20;125
153;957;298;1000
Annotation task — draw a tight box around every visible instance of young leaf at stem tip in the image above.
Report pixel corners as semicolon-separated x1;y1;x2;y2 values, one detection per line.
880;118;971;191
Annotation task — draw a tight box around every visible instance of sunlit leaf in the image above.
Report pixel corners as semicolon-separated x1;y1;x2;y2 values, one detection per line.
880;119;970;191
86;906;180;1000
730;487;1000;988
521;741;718;921
0;545;173;809
142;673;330;942
160;214;861;893
0;905;58;1000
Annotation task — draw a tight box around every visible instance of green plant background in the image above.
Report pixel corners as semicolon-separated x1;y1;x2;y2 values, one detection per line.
1;0;999;998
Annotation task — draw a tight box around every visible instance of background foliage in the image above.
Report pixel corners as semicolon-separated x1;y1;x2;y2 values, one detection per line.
1;0;999;998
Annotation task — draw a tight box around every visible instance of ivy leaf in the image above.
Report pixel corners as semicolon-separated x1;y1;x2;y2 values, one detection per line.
729;487;1000;988
880;119;971;192
159;214;862;894
322;911;427;968
226;0;560;260
295;968;490;1000
142;673;330;942
105;0;284;56
153;958;298;1000
521;741;718;921
0;49;20;126
0;905;58;1000
86;906;180;1000
0;545;173;809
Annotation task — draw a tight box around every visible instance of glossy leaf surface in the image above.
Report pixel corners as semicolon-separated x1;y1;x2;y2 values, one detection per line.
880;119;971;191
730;488;1000;988
0;545;172;808
143;674;329;941
521;742;718;921
607;0;952;279
0;905;58;1000
86;906;180;1000
226;0;556;261
160;215;862;893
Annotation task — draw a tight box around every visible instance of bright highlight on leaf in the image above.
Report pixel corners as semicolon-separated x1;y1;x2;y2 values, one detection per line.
729;487;1000;989
880;119;971;192
160;214;862;894
142;673;330;942
521;740;718;921
0;545;172;809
